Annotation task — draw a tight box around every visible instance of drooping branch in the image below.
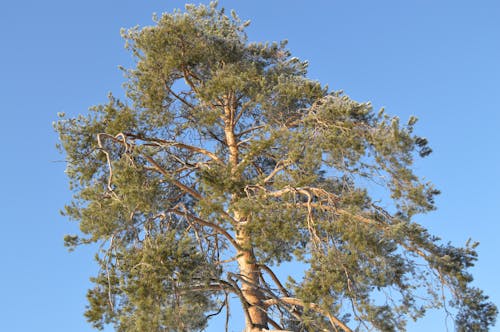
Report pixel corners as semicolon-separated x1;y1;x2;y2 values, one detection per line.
176;281;234;294
204;128;227;146
182;66;202;94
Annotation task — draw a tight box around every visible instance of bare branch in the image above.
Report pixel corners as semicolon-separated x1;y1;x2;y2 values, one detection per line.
204;128;227;146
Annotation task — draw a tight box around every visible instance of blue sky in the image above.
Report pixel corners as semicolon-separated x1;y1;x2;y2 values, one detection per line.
1;1;499;331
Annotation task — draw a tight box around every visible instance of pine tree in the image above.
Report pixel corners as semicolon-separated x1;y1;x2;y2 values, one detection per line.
55;3;497;331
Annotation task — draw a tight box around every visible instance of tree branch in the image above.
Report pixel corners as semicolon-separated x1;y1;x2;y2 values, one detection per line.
125;133;223;165
260;160;293;184
257;264;290;297
236;125;265;139
226;275;253;329
144;153;240;226
263;297;353;332
163;79;196;109
233;99;253;126
142;154;202;199
167;207;242;251
265;317;288;331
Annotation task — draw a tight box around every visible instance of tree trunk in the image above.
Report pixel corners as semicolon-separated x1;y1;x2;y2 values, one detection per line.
223;94;268;331
236;225;268;331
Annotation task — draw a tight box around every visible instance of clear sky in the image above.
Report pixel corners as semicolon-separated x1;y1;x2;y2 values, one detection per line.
1;1;499;331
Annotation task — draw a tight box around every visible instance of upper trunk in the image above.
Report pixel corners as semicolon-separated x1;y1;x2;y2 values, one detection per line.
223;94;268;331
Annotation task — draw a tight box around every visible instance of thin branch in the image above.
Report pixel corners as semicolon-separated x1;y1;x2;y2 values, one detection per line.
125;133;223;164
205;300;226;321
261;160;292;184
96;133;116;193
214;256;239;265
144;153;239;225
245;185;339;202
257;264;290;297
163;80;196;109
233;99;253;126
265;317;287;331
168;207;242;251
225;292;230;332
175;279;235;295
142;154;202;199
264;297;353;332
236;125;265;139
182;67;201;94
203;128;227;146
226;276;253;329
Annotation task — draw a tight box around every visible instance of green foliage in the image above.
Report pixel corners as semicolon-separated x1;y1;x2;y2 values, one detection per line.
56;2;496;331
86;232;217;331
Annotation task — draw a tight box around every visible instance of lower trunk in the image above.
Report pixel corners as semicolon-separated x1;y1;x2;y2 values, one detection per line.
236;227;268;331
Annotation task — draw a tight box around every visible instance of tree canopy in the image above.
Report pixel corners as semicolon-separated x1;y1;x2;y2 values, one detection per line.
55;3;497;331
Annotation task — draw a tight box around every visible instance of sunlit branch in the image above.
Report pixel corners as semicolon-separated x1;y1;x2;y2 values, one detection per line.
175;279;236;297
245;184;339;202
144;157;239;225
